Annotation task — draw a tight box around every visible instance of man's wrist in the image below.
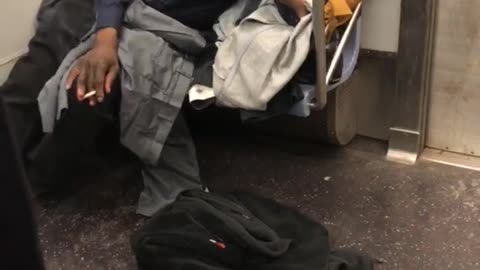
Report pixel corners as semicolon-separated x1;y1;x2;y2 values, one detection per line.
95;27;119;49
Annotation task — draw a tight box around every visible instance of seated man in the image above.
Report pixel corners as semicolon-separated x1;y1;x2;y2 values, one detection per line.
62;0;238;216
62;0;310;216
0;0;310;217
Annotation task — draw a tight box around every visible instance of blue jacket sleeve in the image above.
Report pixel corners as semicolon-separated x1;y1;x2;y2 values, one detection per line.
96;0;133;30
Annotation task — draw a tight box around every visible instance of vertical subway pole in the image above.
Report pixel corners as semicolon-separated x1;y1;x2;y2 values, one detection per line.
387;0;437;164
311;0;328;109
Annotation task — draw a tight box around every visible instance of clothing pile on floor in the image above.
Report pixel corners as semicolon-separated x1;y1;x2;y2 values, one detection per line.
131;190;374;270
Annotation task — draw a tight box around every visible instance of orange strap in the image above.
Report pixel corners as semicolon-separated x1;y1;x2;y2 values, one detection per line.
324;0;361;41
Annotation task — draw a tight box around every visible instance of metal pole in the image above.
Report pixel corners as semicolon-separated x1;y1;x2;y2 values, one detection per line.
326;2;363;84
311;0;328;109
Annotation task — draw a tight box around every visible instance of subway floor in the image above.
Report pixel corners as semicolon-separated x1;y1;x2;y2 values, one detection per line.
36;132;480;270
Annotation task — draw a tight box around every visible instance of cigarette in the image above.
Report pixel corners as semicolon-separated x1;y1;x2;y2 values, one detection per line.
84;91;96;99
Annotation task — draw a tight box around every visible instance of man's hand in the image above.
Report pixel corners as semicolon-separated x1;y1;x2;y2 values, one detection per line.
66;28;120;106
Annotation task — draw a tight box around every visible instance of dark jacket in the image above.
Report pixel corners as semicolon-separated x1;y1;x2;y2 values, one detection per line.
132;190;374;270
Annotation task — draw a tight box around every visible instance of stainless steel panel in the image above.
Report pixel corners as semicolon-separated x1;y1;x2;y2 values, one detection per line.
387;0;437;164
387;128;421;164
422;148;480;172
427;0;480;157
355;51;397;141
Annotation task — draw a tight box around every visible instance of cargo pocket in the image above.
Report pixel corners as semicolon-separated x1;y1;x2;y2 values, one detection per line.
120;87;144;136
150;44;182;102
134;98;166;137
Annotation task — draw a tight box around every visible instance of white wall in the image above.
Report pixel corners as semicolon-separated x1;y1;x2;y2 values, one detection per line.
360;0;402;53
0;0;42;84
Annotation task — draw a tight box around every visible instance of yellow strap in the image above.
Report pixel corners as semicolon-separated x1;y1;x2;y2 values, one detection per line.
330;0;353;17
324;0;361;40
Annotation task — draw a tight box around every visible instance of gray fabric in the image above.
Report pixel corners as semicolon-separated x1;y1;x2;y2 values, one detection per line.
189;0;313;111
38;0;205;164
138;112;201;216
37;0;206;215
212;0;253;44
118;0;205;164
213;0;313;110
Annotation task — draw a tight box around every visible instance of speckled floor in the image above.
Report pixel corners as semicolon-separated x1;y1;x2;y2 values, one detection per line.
36;133;480;270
